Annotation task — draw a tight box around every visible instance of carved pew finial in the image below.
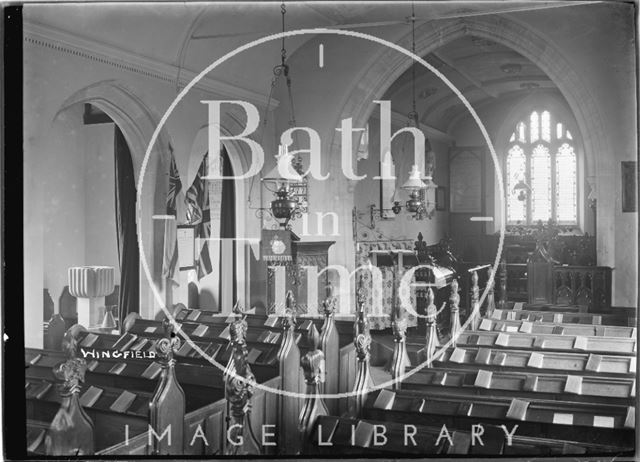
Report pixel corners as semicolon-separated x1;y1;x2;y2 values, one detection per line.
349;279;373;416
299;323;328;450
486;267;496;318
498;259;507;310
418;288;439;368
229;315;248;347
276;293;303;454
149;319;185;455
390;314;410;391
320;282;339;413
45;331;95;455
232;300;243;318
356;274;367;311
470;270;480;330
449;279;462;345
322;283;337;316
285;290;296;315
225;325;256;456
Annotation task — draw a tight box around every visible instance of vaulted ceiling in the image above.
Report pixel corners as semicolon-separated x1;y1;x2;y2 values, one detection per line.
24;2;584;132
382;35;556;132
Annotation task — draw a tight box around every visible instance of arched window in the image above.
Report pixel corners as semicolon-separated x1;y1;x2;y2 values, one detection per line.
506;109;577;225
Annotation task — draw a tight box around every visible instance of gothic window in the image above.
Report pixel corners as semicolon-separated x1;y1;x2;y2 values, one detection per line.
506;109;578;225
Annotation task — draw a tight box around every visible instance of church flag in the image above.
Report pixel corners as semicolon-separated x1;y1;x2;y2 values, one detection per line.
185;153;213;279
162;146;183;286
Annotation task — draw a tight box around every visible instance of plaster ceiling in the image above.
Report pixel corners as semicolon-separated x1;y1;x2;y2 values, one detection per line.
382;35;555;132
24;2;576;97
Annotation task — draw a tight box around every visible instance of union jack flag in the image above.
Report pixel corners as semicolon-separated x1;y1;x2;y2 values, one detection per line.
185;153;213;279
162;146;182;285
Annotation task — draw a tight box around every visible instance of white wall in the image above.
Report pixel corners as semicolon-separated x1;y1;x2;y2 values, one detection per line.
38;109;119;315
354;119;451;244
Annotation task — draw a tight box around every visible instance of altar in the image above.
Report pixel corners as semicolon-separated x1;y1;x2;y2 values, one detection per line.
357;233;457;331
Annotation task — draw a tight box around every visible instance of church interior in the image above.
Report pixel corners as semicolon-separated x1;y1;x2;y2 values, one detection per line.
19;1;638;457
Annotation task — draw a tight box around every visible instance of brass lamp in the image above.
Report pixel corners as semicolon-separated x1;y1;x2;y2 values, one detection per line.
262;144;303;226
401;165;427;214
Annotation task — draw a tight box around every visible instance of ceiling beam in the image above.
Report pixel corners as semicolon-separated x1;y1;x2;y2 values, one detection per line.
390;110;453;142
432;51;499;98
445;87;562;132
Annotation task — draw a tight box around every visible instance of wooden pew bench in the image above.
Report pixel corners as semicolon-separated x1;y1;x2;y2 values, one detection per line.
310;415;469;455
309;415;632;456
477;317;636;338
491;308;636;327
174;308;354;347
74;329;281;367
168;308;358;414
400;365;635;405
26;375;155;451
25;347;277;410
26;420;49;455
407;330;637;356
412;345;636;377
100;375;281;456
362;389;635;448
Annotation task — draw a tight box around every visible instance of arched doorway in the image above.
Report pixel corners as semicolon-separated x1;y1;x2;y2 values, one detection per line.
187;126;248;312
55;80;172;319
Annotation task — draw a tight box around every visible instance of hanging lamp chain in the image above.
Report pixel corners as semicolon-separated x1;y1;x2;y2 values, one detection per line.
281;3;287;66
409;1;418;128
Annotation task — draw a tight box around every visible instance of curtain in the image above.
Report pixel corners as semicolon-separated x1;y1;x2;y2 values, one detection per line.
114;127;139;323
219;146;236;305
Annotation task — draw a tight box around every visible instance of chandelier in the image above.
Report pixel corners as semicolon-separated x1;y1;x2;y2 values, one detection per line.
392;2;437;220
254;2;308;229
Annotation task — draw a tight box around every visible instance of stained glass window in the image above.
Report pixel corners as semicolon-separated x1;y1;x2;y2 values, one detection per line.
556;143;577;223
517;122;526;143
531;144;551;221
505;109;578;225
530;111;539;142
507;145;527;223
541;111;551;142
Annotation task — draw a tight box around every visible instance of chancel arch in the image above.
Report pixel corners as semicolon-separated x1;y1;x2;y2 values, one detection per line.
328;15;605;277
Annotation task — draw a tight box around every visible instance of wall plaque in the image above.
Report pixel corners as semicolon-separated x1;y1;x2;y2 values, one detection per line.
450;148;483;213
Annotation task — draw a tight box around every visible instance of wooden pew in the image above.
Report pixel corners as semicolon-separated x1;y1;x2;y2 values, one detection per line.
409;330;637;356
27;313;295;456
408;345;636;377
491;308;636;327
309;415;632;456
163;304;357;411
26;420;49;455
101;316;282;456
477;317;637;338
362;389;635;448
172;307;354;347
26;348;230;409
399;365;635;405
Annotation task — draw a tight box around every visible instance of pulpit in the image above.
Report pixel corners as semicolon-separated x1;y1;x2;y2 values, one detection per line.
255;230;334;315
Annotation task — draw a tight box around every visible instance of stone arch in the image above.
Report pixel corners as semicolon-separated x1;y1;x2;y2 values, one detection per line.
332;16;603;180
327;15;606;268
187;109;254;311
54;80;173;317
